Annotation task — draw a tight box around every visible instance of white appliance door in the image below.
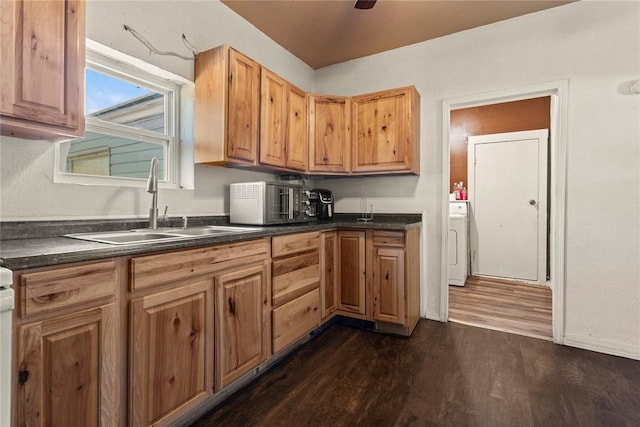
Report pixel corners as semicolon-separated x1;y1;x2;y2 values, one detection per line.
0;287;14;427
468;130;548;283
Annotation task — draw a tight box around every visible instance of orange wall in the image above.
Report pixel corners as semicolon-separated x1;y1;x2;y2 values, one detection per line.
449;97;551;192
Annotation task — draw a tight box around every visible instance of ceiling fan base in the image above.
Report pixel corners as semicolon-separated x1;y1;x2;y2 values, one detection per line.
354;0;377;10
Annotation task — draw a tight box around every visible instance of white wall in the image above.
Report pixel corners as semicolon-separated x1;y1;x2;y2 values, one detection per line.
0;0;314;220
314;1;640;358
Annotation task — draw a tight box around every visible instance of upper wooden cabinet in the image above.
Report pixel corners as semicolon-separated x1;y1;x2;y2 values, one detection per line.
195;45;260;166
308;95;351;174
259;68;308;171
351;86;420;174
0;0;85;142
285;83;308;171
260;69;287;168
194;45;421;176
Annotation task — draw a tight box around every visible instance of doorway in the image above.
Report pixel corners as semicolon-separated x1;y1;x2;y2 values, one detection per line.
440;81;568;343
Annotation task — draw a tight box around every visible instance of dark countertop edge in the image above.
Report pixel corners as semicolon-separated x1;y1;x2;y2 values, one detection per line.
0;216;230;240
0;218;422;271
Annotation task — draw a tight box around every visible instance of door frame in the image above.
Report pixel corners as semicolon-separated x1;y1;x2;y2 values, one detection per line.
467;129;548;285
440;80;568;344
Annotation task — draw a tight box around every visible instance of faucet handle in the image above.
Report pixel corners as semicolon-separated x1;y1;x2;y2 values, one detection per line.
162;206;169;224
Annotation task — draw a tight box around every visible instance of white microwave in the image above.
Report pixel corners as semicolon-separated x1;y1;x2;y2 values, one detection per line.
229;181;312;225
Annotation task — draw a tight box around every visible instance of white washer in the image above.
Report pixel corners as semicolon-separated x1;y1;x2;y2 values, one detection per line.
448;201;469;286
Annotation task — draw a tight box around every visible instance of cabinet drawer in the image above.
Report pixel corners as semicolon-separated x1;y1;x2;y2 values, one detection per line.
272;232;319;257
19;260;116;317
372;231;405;247
272;289;320;353
131;238;269;291
272;251;320;306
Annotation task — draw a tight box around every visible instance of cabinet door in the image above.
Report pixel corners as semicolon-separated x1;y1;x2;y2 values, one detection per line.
260;68;287;167
130;280;214;427
308;95;351;173
286;84;308;171
0;0;85;141
16;304;117;427
372;247;406;325
227;48;260;163
320;231;338;320
337;231;366;316
351;87;420;174
215;262;268;390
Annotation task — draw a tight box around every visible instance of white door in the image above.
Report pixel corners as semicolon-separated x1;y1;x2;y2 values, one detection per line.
468;129;548;284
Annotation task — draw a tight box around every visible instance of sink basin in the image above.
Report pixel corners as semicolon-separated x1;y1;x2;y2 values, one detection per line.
166;226;247;236
64;225;261;245
65;231;185;245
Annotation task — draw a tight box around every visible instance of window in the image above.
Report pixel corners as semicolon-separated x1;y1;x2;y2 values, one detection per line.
55;40;193;188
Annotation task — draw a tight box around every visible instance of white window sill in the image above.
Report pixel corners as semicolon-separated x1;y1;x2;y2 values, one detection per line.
53;171;185;190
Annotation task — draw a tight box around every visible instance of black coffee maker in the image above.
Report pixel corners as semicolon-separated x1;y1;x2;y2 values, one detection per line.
310;189;334;220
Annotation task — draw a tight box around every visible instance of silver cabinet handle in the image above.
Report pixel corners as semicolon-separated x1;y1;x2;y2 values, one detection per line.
529;199;537;206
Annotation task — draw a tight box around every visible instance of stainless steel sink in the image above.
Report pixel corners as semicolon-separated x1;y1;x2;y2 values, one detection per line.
64;231;185;245
65;225;261;245
164;226;255;236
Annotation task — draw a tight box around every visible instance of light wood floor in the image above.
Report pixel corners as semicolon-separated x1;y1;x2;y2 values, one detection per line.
448;275;552;340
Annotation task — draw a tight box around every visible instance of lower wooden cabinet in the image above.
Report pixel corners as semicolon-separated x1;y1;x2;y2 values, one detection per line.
11;229;420;426
372;236;406;324
16;304;118;427
13;260;119;427
214;262;269;390
337;231;367;317
335;228;421;335
272;289;320;353
371;228;421;335
130;280;214;426
320;231;338;320
271;232;320;352
372;245;406;325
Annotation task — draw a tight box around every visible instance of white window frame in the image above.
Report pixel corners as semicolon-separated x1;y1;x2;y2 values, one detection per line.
54;40;192;189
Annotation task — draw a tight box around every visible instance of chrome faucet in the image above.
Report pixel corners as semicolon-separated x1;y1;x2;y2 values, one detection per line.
147;157;159;229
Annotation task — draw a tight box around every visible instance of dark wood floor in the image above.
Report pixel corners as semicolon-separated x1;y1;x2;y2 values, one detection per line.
449;276;553;340
189;320;640;427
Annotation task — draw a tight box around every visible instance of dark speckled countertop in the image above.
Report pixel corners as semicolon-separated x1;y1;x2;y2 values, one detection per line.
0;213;421;270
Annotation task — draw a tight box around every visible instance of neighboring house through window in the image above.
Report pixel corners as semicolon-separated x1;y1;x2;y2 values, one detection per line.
55;40;193;188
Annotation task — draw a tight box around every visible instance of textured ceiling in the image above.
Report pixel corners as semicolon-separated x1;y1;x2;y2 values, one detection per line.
221;0;573;69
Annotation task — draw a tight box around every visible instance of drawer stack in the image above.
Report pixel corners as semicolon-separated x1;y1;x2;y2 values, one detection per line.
271;231;321;353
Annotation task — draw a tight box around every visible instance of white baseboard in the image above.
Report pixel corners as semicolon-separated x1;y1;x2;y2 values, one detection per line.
562;333;640;361
421;312;442;322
